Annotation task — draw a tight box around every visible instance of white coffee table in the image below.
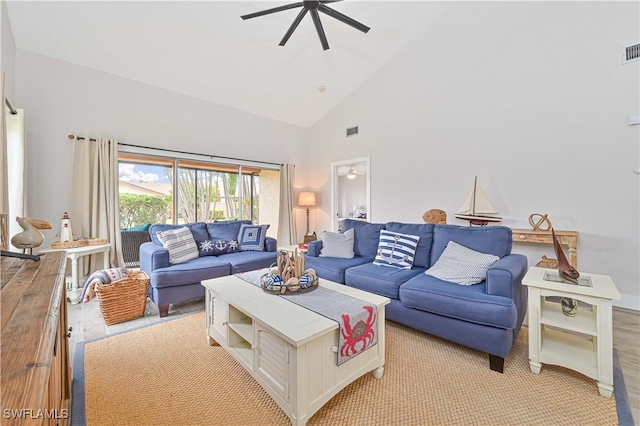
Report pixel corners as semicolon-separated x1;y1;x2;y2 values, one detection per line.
201;275;390;425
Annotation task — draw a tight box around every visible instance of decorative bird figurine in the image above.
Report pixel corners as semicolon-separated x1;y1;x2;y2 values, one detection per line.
10;217;52;253
552;228;580;284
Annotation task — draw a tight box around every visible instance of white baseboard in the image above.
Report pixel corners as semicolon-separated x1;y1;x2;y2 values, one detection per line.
614;292;640;311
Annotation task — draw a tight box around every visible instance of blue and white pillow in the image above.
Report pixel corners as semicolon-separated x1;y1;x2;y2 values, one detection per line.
425;241;500;285
156;226;199;264
237;224;270;251
198;239;240;256
373;230;420;270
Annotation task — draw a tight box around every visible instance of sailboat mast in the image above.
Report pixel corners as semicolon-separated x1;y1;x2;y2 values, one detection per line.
471;176;477;216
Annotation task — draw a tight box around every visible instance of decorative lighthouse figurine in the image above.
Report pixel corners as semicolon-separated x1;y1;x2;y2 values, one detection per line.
60;211;73;243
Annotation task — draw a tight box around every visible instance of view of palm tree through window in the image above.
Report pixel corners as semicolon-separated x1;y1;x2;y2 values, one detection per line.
118;154;280;236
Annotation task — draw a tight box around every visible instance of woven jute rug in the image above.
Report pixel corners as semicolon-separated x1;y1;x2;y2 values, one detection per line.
75;312;621;425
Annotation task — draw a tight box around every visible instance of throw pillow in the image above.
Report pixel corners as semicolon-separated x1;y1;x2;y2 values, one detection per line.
425;241;500;285
198;239;240;256
80;267;128;302
319;228;355;259
237;224;270;251
373;230;420;270
156;226;199;264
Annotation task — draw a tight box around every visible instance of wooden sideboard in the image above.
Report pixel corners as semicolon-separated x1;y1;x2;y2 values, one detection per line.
1;252;71;425
511;228;579;268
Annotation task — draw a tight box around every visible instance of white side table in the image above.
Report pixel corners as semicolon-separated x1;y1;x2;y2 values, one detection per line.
39;243;111;295
523;267;620;398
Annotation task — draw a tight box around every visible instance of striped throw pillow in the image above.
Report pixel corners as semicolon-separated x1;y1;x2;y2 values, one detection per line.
157;226;199;264
425;241;500;285
373;230;420;270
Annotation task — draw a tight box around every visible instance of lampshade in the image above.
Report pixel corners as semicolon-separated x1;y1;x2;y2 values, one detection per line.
298;191;317;207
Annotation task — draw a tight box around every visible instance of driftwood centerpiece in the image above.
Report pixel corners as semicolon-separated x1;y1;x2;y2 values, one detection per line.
261;249;318;294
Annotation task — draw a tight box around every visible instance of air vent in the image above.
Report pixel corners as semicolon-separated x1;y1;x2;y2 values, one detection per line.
346;125;359;137
622;42;640;64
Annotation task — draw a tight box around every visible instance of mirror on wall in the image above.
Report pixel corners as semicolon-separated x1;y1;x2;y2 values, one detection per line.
331;157;370;232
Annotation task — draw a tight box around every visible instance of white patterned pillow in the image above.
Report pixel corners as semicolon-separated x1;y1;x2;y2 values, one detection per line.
373;230;420;270
157;226;199;264
319;228;355;258
425;241;500;285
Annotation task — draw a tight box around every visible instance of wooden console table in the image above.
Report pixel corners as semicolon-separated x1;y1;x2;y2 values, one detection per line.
511;229;579;268
1;252;72;424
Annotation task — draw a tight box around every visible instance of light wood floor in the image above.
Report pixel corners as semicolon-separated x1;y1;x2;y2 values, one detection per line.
68;298;639;425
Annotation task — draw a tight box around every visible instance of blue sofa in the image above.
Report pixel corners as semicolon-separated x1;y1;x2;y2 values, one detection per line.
305;219;528;372
140;220;277;317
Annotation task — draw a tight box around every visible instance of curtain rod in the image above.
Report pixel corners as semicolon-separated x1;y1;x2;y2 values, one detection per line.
5;98;17;115
67;134;283;167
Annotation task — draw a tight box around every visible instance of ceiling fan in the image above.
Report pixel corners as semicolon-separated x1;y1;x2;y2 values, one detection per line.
241;0;370;51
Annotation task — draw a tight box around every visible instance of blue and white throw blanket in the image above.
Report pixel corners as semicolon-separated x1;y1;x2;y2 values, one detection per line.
237;269;378;366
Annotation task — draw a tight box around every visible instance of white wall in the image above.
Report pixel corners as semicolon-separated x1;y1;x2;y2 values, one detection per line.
308;2;640;309
1;0;16;99
15;50;310;243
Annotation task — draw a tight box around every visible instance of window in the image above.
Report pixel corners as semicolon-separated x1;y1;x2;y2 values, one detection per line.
118;153;279;236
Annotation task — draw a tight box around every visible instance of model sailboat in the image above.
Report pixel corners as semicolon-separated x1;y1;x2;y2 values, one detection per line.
455;177;502;226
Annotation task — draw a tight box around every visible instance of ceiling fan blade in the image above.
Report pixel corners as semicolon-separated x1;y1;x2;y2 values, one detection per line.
320;0;343;3
318;4;370;33
309;9;329;50
241;2;304;20
279;8;309;46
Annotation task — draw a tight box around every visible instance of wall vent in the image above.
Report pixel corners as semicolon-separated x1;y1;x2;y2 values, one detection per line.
346;125;359;137
622;42;640;64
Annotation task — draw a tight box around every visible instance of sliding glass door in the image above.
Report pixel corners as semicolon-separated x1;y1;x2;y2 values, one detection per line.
118;154;276;231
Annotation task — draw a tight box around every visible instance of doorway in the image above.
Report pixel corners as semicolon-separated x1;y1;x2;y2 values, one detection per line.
330;157;370;232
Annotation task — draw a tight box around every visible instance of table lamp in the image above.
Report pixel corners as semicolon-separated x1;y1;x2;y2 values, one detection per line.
298;191;317;242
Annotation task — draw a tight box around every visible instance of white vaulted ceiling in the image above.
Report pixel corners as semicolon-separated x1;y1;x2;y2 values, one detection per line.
5;1;452;127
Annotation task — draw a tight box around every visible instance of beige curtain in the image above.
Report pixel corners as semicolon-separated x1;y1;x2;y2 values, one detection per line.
71;137;124;269
5;107;26;251
277;164;297;245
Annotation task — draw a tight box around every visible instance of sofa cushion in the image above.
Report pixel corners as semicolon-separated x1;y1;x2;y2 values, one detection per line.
156;226;200;264
238;224;269;251
304;255;371;284
149;256;231;288
319;228;354;258
426;241;500;285
222;251;278;274
345;263;426;299
399;273;517;329
121;223;151;232
341;219;386;259
385;222;434;269
207;220;251;240
373;230;420;270
430;225;512;266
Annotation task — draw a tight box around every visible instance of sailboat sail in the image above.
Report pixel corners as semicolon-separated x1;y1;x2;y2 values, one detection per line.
455;177;502;224
456;180;499;216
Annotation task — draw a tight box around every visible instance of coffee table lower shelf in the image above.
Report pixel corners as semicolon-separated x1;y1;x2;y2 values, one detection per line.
202;275;390;425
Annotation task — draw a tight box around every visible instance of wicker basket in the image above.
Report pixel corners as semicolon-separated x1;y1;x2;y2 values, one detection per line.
95;270;149;325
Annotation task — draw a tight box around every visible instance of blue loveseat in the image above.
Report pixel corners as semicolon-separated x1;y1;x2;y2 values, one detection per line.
305;219;528;372
140;220;277;317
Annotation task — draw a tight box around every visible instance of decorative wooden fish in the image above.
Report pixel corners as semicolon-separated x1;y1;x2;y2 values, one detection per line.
552;228;580;284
